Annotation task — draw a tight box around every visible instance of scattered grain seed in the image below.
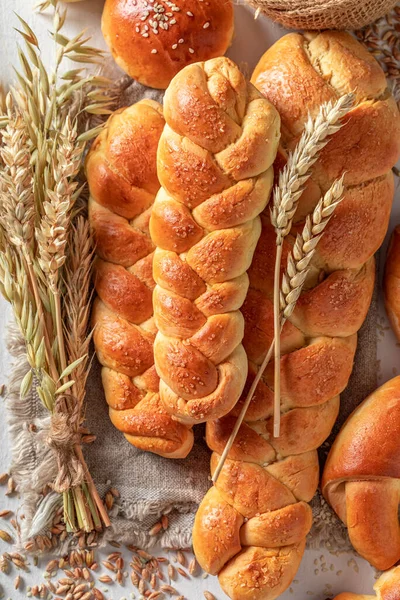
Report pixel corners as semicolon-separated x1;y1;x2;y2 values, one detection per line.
160;585;178;594
116;557;124;570
189;558;198;576
105;492;114;511
137;550;152;562
139;580;146;594
148;593;162;599
149;523;162;537
80;592;93;600
109;540;121;548
6;477;15;495
150;574;157;589
102;561;117;572
0;474;8;485
142;568;150;581
107;552;121;562
93;590;104;600
83;567;91;581
14;576;21;589
0;511;12;518
98;576;113;584
177;568;188;579
168;565;175;580
131;572;140;587
204;593;216;600
176;551;186;567
0;531;12;543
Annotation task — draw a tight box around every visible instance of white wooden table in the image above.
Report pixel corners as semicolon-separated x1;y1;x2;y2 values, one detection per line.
0;1;399;598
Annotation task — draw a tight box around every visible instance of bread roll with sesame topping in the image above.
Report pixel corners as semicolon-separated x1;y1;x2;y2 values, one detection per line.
101;0;234;89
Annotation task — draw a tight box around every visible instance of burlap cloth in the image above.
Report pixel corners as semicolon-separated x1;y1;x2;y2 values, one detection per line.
5;78;379;554
246;0;398;30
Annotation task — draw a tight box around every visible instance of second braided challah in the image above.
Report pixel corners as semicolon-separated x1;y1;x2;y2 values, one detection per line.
151;57;280;424
193;32;400;600
89;100;193;459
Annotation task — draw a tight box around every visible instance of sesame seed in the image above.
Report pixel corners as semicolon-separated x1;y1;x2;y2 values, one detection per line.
172;44;178;49
187;11;193;16
189;48;195;54
151;49;158;54
142;32;149;37
203;21;210;28
178;38;184;43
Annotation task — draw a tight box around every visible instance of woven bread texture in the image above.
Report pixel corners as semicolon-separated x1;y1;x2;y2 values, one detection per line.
192;32;400;600
151;57;280;425
246;0;398;30
89;100;194;459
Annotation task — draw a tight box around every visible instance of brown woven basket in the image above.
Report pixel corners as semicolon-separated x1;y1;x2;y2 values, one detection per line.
246;0;398;30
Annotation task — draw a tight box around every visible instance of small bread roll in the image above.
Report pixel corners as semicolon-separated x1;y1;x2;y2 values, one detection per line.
101;0;234;89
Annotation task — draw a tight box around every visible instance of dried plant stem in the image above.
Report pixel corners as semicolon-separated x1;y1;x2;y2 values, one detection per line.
212;339;275;484
271;93;354;439
213;176;345;483
54;289;68;375
273;244;282;438
26;258;58;381
74;445;111;528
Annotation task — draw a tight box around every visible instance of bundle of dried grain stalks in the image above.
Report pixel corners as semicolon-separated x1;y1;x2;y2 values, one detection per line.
0;3;114;543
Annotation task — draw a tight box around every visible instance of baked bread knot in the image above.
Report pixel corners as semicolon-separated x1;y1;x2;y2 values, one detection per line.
101;0;234;89
151;57;280;424
193;32;400;600
89;100;194;459
384;225;400;342
333;566;400;600
323;377;400;571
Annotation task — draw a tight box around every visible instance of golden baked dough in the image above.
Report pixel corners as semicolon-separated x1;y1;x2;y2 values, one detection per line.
101;0;234;89
193;31;400;600
151;56;280;425
89;100;193;458
323;377;400;571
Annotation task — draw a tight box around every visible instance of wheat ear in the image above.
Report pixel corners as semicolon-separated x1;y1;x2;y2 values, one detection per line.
212;175;345;483
271;93;354;438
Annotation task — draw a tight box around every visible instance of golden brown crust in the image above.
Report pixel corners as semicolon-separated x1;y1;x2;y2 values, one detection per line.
152;58;280;424
322;376;400;570
101;0;234;89
384;225;400;341
89;101;193;459
193;31;399;600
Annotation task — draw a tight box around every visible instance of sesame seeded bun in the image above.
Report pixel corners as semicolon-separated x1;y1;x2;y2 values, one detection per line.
101;0;234;89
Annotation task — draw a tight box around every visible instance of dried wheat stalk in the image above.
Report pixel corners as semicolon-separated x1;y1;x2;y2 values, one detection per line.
212;174;346;483
0;6;112;539
270;93;354;438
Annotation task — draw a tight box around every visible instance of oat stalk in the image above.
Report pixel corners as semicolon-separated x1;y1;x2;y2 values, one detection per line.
271;93;354;438
212;175;345;483
0;7;111;539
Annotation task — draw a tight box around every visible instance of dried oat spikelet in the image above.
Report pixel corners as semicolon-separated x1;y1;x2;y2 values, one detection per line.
281;175;345;318
271;93;354;244
0;99;34;250
36;118;82;291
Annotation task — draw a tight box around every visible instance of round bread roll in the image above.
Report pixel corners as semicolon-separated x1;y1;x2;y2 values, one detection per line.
101;0;234;89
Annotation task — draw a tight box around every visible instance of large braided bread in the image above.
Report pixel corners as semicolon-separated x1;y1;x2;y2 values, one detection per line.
150;57;280;424
89;100;194;459
332;567;400;600
323;376;400;571
193;32;400;600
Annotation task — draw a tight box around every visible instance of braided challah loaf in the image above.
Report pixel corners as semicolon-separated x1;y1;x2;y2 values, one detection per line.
322;376;400;571
332;567;400;600
384;225;400;341
193;32;400;600
150;57;280;425
89;100;194;458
